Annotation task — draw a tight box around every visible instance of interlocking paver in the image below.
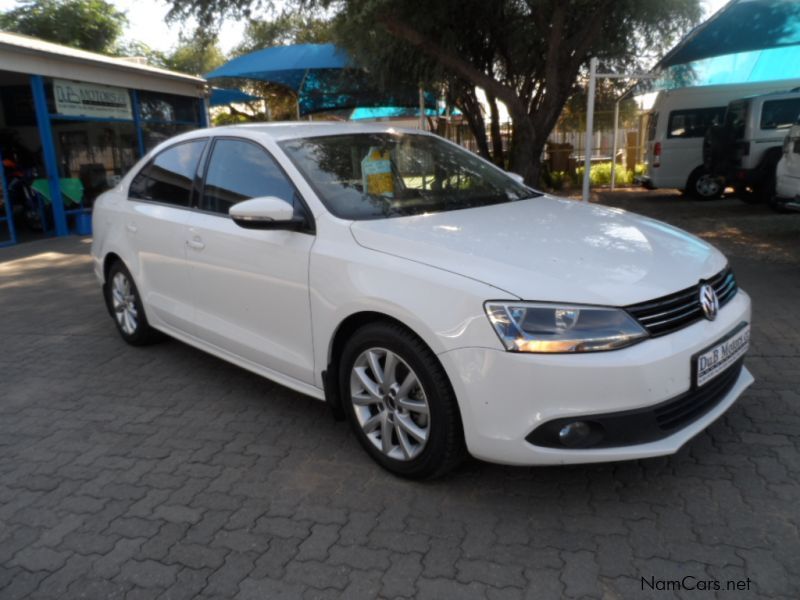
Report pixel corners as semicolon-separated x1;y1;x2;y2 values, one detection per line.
1;194;799;598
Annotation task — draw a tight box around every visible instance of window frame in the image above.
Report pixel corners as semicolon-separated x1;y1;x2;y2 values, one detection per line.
127;137;209;209
758;98;800;132
194;136;315;233
666;106;726;139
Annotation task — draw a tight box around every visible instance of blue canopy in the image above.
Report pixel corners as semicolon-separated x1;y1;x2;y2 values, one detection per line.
209;87;261;107
206;43;435;116
206;43;350;90
658;0;800;68
350;106;462;120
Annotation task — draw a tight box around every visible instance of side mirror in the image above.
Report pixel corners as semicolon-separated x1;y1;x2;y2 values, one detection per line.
229;196;305;231
507;172;525;185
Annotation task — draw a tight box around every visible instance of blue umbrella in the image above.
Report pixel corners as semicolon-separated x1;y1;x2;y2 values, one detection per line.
209;87;262;107
206;43;435;116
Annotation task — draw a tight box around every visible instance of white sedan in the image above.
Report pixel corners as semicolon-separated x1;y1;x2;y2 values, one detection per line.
91;123;753;478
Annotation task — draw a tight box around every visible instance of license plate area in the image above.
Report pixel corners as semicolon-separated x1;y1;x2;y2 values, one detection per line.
694;322;750;387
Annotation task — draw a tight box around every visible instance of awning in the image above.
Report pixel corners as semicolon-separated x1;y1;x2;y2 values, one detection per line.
657;0;800;68
209;87;261;107
206;43;435;116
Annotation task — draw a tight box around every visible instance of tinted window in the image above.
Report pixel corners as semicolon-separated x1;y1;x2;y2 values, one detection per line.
667;107;725;138
760;98;800;130
201;139;297;215
129;140;206;206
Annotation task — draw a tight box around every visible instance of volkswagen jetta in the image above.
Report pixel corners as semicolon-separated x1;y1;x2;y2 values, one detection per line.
91;123;753;478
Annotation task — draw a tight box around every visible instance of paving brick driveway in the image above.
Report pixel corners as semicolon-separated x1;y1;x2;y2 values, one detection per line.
1;191;799;599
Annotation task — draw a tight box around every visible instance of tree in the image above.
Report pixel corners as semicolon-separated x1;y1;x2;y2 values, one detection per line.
234;10;334;56
166;1;702;183
163;32;226;76
0;0;126;53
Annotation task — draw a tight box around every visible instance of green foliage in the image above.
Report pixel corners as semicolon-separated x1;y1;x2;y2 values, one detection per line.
574;162;644;187
234;10;334;56
163;34;226;76
0;0;126;53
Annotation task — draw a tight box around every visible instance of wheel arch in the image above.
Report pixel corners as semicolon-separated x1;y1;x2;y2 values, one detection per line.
322;311;450;421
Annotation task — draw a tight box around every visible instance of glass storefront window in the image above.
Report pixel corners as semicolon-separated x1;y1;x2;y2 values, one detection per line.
143;123;196;152
139;91;199;124
51;120;138;205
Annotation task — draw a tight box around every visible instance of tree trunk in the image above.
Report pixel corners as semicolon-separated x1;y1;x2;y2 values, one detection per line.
487;94;504;167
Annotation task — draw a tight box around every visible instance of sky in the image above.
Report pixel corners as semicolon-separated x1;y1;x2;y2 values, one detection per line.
0;0;731;55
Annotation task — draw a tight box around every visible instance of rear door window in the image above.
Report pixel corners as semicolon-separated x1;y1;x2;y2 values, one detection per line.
129;139;206;206
760;98;800;131
667;107;725;138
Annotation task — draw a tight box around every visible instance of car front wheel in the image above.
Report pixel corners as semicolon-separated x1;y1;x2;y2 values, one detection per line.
339;322;465;479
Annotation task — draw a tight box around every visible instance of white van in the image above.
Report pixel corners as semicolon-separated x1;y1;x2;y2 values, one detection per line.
773;121;800;212
643;81;800;199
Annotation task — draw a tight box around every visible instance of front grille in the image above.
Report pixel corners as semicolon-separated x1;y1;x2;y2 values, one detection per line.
654;359;743;431
625;267;738;337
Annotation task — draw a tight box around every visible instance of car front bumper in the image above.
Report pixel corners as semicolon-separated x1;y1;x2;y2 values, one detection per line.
438;289;753;466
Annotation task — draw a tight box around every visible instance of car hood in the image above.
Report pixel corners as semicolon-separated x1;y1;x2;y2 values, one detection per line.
349;195;727;306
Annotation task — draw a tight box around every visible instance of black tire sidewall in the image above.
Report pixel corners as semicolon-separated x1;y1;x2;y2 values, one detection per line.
338;323;462;479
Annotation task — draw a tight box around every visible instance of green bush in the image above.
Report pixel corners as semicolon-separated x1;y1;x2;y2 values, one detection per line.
574;162;640;187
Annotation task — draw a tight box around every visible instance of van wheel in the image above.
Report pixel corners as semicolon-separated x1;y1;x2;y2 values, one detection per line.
687;168;723;200
339;321;466;479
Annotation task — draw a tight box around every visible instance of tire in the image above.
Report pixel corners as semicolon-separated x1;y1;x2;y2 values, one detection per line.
687;167;723;200
104;261;163;346
338;321;466;479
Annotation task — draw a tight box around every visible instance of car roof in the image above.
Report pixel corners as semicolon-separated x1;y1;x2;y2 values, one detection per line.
177;121;432;143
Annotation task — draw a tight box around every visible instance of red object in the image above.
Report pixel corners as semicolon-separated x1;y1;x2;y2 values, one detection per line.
653;142;661;167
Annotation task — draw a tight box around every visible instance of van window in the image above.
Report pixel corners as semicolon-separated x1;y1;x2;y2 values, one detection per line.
667;107;725;138
646;113;658;141
725;100;749;140
760;98;800;131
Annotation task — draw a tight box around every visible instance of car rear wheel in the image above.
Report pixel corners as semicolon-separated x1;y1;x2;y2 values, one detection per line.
104;261;162;346
339;322;465;479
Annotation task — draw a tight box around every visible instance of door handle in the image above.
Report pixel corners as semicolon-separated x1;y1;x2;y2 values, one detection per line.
126;223;137;233
187;238;205;250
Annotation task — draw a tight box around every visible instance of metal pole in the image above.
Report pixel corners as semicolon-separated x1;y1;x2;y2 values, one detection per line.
418;88;425;130
130;90;146;158
582;57;598;203
30;74;68;236
0;148;18;247
610;99;620;191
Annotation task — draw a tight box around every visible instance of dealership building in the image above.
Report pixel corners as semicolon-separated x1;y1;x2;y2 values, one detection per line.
0;31;208;245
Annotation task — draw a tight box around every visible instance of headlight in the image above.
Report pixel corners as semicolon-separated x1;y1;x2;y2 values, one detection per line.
484;301;648;353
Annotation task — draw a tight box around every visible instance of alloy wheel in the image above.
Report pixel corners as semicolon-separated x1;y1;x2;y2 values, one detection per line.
349;347;430;461
111;272;139;335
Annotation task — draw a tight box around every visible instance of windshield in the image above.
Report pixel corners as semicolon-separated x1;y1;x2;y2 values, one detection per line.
279;132;539;220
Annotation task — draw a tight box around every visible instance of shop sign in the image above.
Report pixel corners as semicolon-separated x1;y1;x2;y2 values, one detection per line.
53;79;132;120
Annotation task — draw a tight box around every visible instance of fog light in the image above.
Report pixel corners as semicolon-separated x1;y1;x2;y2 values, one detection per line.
558;421;593;448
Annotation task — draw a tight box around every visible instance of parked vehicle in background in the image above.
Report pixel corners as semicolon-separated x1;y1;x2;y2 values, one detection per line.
91;123;754;479
773;120;800;212
705;88;800;207
642;82;794;200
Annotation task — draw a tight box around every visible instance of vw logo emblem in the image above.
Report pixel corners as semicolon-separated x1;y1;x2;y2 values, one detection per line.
699;283;719;321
